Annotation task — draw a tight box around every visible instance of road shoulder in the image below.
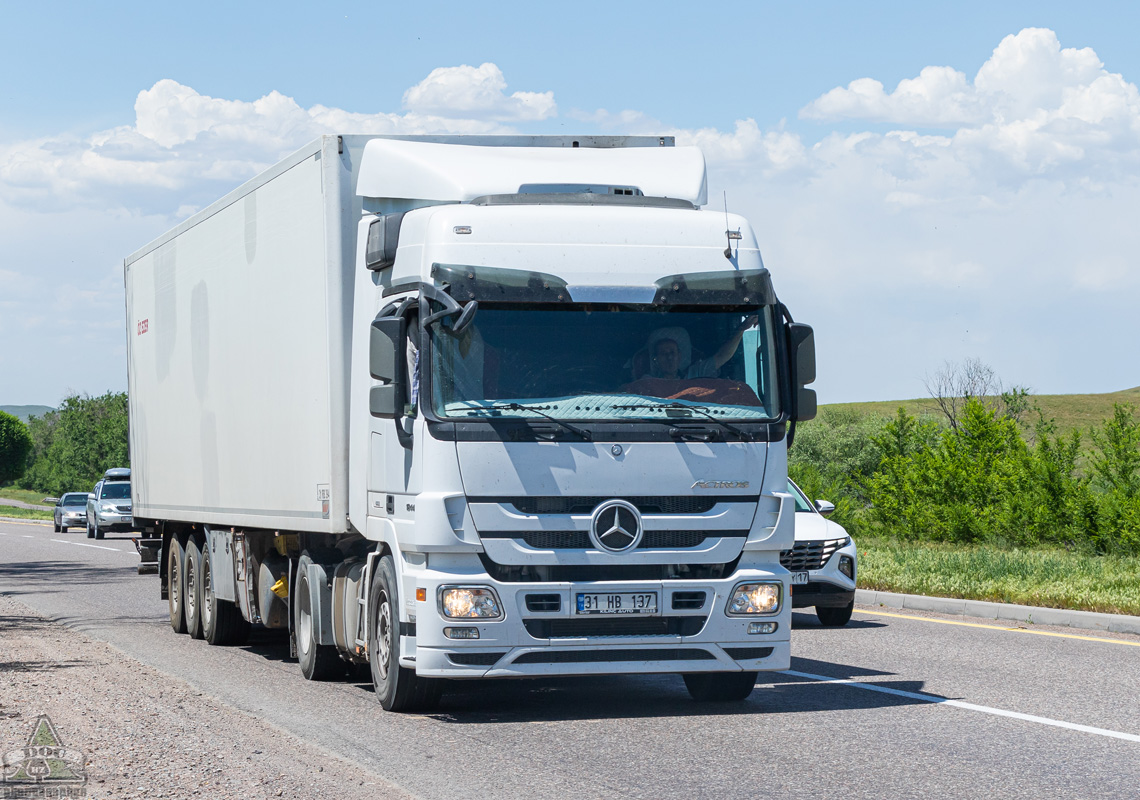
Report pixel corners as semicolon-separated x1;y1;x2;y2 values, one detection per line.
0;593;412;800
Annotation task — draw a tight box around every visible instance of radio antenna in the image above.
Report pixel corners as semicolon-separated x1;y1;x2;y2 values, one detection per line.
723;191;741;259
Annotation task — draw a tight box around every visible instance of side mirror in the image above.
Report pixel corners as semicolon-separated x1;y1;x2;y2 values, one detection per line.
787;322;817;421
369;316;406;419
365;213;406;271
814;499;836;516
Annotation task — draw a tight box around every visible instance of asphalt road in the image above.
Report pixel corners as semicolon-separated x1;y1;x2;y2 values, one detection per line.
2;517;1138;800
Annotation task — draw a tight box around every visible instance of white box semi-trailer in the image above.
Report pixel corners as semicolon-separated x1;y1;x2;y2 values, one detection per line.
125;134;818;711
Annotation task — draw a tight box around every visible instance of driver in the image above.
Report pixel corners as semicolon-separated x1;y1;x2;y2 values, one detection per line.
647;317;758;380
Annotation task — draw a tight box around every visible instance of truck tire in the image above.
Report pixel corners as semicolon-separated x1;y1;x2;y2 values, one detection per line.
201;540;250;646
369;555;442;712
295;555;340;681
683;671;758;702
167;535;188;634
184;535;206;640
816;601;853;627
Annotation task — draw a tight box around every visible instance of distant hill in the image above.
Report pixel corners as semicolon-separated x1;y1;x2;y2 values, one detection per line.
0;405;55;422
824;386;1140;438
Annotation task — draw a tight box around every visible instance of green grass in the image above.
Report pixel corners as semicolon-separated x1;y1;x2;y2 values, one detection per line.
858;538;1140;616
827;385;1140;440
0;505;53;521
0;486;55;505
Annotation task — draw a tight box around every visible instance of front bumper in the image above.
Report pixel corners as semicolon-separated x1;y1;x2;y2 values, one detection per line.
95;512;134;532
789;539;857;609
404;563;791;678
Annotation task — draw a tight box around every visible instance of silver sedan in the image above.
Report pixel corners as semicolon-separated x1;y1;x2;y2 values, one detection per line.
53;492;89;532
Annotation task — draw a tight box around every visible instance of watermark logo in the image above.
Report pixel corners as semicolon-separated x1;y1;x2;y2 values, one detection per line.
2;715;87;799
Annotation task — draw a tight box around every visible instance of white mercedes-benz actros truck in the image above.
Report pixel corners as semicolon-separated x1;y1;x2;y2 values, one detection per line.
125;134;817;711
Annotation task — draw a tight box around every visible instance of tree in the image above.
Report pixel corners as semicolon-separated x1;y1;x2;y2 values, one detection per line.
18;393;130;496
924;357;1031;431
0;411;33;483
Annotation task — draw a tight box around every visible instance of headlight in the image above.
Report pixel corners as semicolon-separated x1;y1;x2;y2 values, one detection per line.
439;587;502;619
727;583;781;615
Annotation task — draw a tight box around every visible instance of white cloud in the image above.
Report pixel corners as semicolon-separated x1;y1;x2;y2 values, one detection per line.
402;63;556;121
0;66;554;215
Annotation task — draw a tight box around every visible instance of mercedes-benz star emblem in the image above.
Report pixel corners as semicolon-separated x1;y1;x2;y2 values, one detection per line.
589;500;643;553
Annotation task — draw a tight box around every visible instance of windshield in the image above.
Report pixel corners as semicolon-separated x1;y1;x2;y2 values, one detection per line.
430;304;781;421
100;483;131;500
62;494;87;506
788;480;814;512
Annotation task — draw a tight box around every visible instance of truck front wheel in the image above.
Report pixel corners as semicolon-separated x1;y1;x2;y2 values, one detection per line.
368;555;442;712
683;671;758;702
167;535;188;634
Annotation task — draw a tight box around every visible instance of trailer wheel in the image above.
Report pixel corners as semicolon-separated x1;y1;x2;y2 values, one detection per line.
295;555;340;681
683;671;758;702
202;540;250;646
167;535;188;634
369;555;442;712
816;601;853;627
184;535;206;640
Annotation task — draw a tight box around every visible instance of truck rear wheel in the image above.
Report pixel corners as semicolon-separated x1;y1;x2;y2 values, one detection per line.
202;540;250;646
295;555;341;681
184;535;205;640
683;671;758;702
369;555;442;712
167;535;188;634
816;601;853;627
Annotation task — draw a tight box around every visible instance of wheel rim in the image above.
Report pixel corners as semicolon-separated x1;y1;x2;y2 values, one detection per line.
169;549;180;609
298;577;312;656
376;592;392;681
201;559;213;629
185;553;196;619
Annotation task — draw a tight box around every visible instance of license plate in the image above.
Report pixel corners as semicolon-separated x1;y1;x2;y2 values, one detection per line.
791;572;809;585
576;592;658;615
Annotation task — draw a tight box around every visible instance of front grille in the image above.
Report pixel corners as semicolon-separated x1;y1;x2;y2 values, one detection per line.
493;530;745;550
671;591;707;610
512;648;715;664
724;647;774;660
524;617;706;639
496;496;726;514
779;538;847;572
448;652;506;666
525;594;561;612
479;552;741;583
791;582;851;596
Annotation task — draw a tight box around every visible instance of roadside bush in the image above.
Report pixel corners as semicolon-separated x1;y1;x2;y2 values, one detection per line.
0;411;33;483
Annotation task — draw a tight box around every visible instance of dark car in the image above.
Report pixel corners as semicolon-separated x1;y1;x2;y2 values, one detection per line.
53;492;89;532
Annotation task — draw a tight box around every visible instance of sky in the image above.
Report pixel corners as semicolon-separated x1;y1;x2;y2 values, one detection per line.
2;1;1138;407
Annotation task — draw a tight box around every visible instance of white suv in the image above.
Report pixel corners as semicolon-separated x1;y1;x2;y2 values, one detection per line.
86;468;133;540
782;479;857;626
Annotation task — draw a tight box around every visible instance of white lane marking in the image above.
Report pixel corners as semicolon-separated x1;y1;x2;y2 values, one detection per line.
784;670;1140;744
50;538;128;553
22;535;34;538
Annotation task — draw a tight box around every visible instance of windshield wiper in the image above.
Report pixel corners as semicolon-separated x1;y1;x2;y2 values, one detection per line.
613;402;755;441
486;402;593;441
